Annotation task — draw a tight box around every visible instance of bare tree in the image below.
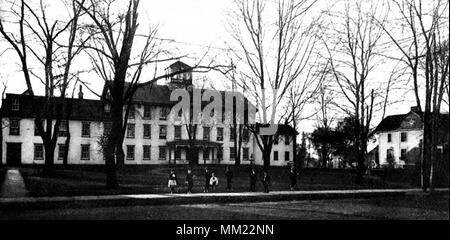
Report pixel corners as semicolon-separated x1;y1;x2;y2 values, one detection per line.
222;62;248;166
0;0;85;174
0;80;7;167
315;80;337;130
227;0;318;170
376;0;449;192
281;58;326;169
320;1;390;183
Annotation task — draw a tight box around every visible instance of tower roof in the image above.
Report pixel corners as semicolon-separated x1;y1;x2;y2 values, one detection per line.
168;61;191;70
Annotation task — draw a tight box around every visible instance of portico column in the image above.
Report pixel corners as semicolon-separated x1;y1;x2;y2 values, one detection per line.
168;145;172;167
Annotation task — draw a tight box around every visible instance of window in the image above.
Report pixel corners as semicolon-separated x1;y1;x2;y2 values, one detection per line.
387;134;392;143
160;107;169;120
58;121;68;137
285;151;290;161
159;146;167;160
9;119;20;135
126;145;135;160
230;147;236;160
217;127;223;141
12;98;20;111
230;127;236;141
203;127;210;140
104;122;112;135
143;145;151;160
243;147;249;160
81;122;90;137
274;151;279;161
174;125;181;140
144;105;152;119
400;148;407;160
143;124;151;139
34;144;44;160
58;144;66;160
128;106;135;119
203;148;209;160
400;132;407;142
175;147;181;160
81;144;90;160
285;135;290;145
34;120;44;136
159;125;167;139
274;136;279;145
243;128;249;142
104;104;111;113
386;149;394;159
126;124;135;138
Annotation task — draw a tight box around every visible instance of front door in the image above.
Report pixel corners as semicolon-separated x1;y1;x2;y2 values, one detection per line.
6;143;22;167
187;147;199;165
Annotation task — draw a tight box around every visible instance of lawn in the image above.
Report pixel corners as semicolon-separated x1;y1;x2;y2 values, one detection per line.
17;164;418;197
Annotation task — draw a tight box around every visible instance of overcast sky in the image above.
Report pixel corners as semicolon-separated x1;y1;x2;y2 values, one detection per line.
1;0;442;134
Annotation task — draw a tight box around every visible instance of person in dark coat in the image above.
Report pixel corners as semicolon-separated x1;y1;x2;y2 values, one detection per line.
185;169;194;194
289;166;298;190
168;169;178;194
204;167;211;193
249;168;257;191
225;166;233;190
262;171;271;193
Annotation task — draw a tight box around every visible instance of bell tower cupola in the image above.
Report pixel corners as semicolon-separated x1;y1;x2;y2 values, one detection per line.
166;61;193;89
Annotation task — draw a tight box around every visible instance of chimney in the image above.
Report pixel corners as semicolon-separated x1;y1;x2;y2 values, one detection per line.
78;85;84;99
411;106;419;113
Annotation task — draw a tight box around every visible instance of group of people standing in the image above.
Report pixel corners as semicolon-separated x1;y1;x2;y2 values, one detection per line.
249;168;272;193
167;166;299;194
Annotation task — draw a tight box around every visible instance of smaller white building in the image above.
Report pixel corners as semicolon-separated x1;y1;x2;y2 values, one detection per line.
373;106;449;168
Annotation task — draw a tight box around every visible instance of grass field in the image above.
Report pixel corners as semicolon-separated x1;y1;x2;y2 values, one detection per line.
15;164;417;197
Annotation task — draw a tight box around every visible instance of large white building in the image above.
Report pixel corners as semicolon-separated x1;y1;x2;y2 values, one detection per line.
1;61;296;167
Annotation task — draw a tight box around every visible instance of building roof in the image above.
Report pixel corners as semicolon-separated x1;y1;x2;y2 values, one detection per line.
253;123;298;136
168;61;191;70
1;93;110;121
101;81;258;111
373;114;407;133
129;82;173;106
374;107;449;142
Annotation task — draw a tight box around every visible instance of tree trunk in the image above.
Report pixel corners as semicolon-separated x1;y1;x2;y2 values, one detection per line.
321;147;327;168
429;110;439;193
233;125;242;166
63;100;72;167
105;138;118;189
421;111;432;192
116;139;125;167
263;147;271;171
355;141;367;184
43;142;56;175
292;120;297;170
63;132;70;166
104;99;123;189
0;106;3;167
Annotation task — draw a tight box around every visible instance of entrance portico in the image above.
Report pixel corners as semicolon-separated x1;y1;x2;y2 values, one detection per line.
166;140;223;166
